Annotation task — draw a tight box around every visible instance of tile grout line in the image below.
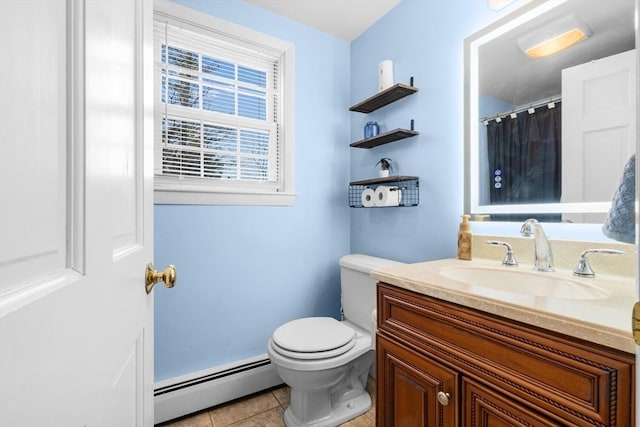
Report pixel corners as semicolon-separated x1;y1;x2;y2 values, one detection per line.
218;389;286;427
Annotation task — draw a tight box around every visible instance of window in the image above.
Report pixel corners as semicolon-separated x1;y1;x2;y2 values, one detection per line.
153;1;295;205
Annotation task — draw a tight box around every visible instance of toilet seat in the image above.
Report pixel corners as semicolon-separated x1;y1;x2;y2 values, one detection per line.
271;317;356;360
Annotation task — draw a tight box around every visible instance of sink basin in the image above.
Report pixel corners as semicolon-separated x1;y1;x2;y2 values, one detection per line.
438;267;609;300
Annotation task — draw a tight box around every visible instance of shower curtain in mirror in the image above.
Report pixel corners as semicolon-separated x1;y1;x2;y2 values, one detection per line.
486;103;561;206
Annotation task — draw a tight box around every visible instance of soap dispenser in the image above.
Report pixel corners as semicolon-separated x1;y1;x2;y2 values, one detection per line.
458;214;472;260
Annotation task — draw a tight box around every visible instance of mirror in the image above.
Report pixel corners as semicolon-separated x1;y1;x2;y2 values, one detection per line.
464;0;636;223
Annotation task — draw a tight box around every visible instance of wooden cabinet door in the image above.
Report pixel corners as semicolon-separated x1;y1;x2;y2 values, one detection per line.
463;378;566;427
377;283;634;426
377;334;458;427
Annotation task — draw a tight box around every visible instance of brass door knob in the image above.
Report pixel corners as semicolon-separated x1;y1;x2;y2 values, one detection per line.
146;263;176;294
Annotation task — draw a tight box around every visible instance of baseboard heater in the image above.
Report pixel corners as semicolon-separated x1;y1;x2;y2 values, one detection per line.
154;354;282;424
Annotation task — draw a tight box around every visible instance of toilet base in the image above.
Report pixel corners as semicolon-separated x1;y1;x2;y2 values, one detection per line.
283;391;371;427
268;324;374;427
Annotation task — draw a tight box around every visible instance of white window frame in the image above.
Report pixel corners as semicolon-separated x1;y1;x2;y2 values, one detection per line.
153;0;295;206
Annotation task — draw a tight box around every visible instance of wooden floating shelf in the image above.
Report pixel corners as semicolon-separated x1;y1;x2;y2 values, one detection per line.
349;175;419;186
350;128;419;149
349;83;419;113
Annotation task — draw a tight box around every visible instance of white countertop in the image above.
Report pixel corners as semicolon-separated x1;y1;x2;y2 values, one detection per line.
371;258;636;354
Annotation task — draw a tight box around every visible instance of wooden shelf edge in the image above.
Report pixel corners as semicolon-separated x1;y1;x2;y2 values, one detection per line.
349;83;418;113
349;175;419;186
350;128;419;149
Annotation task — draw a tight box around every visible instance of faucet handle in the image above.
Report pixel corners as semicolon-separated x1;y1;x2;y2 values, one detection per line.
573;249;625;277
486;240;518;267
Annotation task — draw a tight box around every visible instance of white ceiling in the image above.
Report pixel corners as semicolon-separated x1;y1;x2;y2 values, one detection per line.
244;0;401;41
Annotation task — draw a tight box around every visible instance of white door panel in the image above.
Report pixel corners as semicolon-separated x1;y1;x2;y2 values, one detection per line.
85;0;141;261
0;1;155;426
562;49;637;223
0;0;68;292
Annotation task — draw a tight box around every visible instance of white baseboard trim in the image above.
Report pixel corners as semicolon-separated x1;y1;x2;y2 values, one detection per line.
154;354;283;424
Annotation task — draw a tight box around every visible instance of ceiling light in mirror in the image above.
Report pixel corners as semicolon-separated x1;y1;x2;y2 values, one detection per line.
518;15;591;58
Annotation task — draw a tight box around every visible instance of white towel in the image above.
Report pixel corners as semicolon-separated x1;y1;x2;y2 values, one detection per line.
602;154;635;244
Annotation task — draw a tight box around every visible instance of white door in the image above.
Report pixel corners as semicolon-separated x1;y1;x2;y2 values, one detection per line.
0;1;158;426
561;49;637;223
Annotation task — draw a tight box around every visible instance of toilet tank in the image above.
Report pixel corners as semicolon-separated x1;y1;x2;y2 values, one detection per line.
339;254;405;332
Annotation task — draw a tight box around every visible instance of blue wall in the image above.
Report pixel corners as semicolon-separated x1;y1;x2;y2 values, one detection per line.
154;0;527;382
154;0;351;382
349;0;514;263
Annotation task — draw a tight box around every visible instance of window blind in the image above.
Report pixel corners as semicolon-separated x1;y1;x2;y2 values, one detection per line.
154;20;282;185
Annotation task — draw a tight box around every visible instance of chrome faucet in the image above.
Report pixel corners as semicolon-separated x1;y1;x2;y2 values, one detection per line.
520;218;554;272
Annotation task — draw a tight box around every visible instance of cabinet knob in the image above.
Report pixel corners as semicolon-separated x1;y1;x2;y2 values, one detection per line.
437;391;450;406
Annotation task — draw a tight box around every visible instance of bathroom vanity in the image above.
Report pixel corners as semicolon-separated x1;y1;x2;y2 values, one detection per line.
372;258;635;426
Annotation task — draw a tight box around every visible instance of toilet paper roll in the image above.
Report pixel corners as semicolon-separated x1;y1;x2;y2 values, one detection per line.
378;60;394;92
374;186;402;207
361;188;375;207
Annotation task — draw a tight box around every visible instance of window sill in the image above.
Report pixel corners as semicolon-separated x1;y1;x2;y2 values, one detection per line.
154;180;296;206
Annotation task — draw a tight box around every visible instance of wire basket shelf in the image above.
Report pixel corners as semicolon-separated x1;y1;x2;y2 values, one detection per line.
349;176;419;208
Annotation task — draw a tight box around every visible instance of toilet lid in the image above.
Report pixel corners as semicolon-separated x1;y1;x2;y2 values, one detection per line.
272;317;356;357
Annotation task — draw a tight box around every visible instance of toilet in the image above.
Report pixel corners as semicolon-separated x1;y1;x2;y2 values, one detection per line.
267;254;404;427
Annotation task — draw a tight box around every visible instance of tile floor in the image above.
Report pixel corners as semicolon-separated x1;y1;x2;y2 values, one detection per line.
156;378;376;427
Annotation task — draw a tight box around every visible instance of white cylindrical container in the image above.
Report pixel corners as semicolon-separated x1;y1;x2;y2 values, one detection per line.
378;60;394;92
